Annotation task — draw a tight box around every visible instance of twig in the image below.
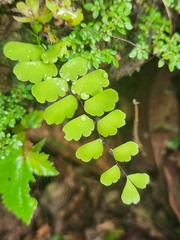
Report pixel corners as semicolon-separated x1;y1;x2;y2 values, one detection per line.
132;99;147;157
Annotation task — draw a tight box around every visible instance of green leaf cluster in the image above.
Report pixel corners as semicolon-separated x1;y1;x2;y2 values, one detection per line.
100;166;149;205
165;0;180;13
84;0;133;34
157;33;180;71
3;41;70;84
0;83;32;158
99;142;150;205
26;56;148;205
129;5;180;72
62;0;133;68
10;0;128;68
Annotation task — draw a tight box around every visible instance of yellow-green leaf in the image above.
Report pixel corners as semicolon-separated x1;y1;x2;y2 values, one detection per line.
84;89;119;116
44;95;78;125
32;78;68;103
100;165;121;186
113;141;139;162
121;178;140;205
13;61;57;83
59;57;88;81
97;110;126;137
63;114;95;141
76;138;103;162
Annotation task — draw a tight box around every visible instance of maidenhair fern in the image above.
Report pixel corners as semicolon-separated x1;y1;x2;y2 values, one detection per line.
3;43;150;209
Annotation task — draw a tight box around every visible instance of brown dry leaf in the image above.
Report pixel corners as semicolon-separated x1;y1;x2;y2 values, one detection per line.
97;219;115;232
34;223;52;238
63;233;85;240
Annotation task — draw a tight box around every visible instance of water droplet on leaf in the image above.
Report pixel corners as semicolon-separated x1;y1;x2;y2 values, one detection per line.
80;92;89;100
103;72;108;78
80;115;87;122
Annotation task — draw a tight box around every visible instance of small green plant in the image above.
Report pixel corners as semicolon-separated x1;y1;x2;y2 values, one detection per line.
167;134;180;149
128;4;180;72
0;83;31;158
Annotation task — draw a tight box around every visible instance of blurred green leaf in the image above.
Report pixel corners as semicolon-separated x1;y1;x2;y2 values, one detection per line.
137;51;143;60
125;21;133;30
13;16;34;23
21;110;44;129
129;48;137;58
15;1;31;16
167;135;180;149
168;61;176;72
32;139;46;153
26;0;39;17
46;0;59;14
103;35;111;42
26;151;59;176
66;9;84;26
38;5;52;23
